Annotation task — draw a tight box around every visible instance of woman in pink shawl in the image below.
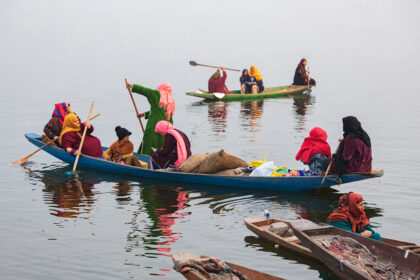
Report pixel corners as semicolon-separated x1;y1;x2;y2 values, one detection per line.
151;121;191;170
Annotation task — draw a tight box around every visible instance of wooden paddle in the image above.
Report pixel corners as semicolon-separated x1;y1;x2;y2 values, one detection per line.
11;113;101;165
189;60;240;72
125;79;145;133
319;143;341;188
70;101;95;174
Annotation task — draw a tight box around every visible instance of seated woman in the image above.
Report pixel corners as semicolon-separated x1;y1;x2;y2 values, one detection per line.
327;192;381;241
151;121;191;170
293;58;316;86
239;68;249;87
331;116;372;176
43;102;72;145
59;113;103;158
208;68;231;94
241;65;264;94
295;127;331;176
103;126;147;167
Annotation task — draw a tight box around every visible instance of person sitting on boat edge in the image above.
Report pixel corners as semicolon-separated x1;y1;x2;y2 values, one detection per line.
43;102;73;145
59;113;103;158
295;127;331;176
241;65;264;94
330;116;372;177
293;58;316;86
239;68;249;86
126;81;174;156
327;192;381;241
103;126;147;168
208;68;231;95
150;121;191;170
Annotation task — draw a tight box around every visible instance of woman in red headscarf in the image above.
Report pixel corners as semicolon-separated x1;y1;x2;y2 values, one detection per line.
293;58;316;86
327;192;381;241
43;102;72;145
150;121;191;170
296;127;331;176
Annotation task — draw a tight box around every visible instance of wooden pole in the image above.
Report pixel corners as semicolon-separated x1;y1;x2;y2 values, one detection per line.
125;79;145;133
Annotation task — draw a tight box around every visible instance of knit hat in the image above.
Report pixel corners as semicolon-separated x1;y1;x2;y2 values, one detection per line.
115;126;131;141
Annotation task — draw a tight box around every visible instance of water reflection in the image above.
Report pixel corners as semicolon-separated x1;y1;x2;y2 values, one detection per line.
240;100;264;134
293;94;316;131
208;101;228;132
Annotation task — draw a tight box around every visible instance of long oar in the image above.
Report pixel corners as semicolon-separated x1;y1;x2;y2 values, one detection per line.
125;79;145;133
11;113;100;165
189;60;240;72
66;102;95;175
319;143;340;188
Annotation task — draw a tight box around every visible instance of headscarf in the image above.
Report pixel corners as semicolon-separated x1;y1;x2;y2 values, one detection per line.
240;69;248;84
59;113;80;145
297;58;308;77
249;65;263;81
327;192;370;233
156;83;175;121
295;127;331;164
211;70;221;80
52;102;69;125
342;116;371;147
155;121;188;169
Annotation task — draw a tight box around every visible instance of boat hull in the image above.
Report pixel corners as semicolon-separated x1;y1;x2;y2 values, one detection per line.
25;133;383;192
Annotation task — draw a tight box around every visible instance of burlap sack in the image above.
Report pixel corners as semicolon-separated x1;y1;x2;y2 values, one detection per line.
198;149;248;174
178;153;207;173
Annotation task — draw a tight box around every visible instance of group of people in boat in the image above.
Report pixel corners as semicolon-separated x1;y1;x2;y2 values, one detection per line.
206;58;316;95
43;81;193;170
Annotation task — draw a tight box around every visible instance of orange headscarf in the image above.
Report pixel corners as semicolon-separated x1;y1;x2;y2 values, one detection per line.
59;113;80;145
249;65;263;81
156;83;175;121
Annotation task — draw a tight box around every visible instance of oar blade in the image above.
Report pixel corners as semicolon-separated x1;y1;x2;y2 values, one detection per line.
189;60;198;66
64;170;76;176
11;158;27;165
303;88;312;95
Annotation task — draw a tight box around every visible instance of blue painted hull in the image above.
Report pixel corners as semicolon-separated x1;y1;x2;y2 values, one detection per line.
25;133;383;192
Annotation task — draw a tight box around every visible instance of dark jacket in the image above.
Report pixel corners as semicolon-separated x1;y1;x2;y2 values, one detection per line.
151;129;191;168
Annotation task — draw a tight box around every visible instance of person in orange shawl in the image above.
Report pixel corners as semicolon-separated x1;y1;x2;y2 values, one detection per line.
241;65;264;94
126;81;175;156
327;192;381;241
150;121;191;170
103;126;147;168
59;113;103;158
296;127;331;176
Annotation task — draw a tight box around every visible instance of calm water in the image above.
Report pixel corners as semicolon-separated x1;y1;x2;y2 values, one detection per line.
1;0;420;279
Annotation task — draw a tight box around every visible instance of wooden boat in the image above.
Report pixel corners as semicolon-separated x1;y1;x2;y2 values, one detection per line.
245;216;420;262
25;133;384;192
172;252;285;280
292;224;420;280
186;85;312;101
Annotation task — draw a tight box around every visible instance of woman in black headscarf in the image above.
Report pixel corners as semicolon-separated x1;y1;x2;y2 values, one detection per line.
293;58;316;86
332;116;372;176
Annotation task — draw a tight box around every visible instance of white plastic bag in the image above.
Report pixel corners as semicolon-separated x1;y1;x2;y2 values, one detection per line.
249;161;277;177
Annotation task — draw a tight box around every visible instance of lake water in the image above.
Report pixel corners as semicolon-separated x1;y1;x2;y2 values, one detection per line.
1;0;419;279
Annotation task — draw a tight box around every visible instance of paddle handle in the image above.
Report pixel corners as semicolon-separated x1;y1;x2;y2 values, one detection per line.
125;79;145;133
196;63;240;72
72;102;94;172
320;143;340;186
307;67;310;89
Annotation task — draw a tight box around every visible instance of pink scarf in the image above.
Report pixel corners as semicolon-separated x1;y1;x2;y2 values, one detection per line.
155;121;187;169
156;83;175;121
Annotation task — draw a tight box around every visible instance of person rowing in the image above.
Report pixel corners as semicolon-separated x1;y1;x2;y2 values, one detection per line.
150;121;191;170
293;58;316;86
327;192;381;241
126;81;175;156
208;68;231;94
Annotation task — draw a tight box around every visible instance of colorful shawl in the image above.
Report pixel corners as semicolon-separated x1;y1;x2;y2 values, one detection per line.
157;83;175;121
59;113;80;145
296;127;331;164
52;102;69;125
155;121;187;169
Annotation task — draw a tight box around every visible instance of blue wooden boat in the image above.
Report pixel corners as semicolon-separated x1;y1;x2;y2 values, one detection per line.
24;133;384;192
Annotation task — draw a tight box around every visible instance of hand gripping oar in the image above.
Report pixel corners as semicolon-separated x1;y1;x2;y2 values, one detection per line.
304;67;312;95
66;102;95;175
125;79;145;133
319;143;341;189
12;113;100;165
189;60;240;72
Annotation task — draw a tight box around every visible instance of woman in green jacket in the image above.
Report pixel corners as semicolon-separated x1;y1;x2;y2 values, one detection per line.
126;82;175;155
326;192;381;241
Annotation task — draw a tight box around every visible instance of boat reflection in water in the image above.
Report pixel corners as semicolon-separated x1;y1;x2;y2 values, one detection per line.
207;101;229;133
240;100;264;135
292;94;316;131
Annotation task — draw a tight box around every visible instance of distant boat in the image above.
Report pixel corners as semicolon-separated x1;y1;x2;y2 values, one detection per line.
25;133;383;192
172;252;286;280
292;222;420;280
186;85;312;101
244;216;420;262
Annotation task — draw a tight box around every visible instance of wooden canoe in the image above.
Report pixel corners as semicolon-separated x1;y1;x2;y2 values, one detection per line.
186;85;312;101
244;216;420;262
172;252;285;280
292;225;420;280
25;133;384;192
